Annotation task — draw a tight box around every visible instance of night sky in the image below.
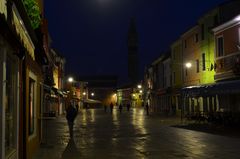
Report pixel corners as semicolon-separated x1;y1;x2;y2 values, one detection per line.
44;0;227;81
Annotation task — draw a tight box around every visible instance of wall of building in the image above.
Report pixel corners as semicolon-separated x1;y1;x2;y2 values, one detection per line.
0;36;20;159
182;26;202;86
24;56;42;159
171;40;183;88
216;24;240;55
198;9;217;85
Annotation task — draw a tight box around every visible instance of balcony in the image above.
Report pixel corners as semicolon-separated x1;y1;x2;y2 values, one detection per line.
214;52;240;81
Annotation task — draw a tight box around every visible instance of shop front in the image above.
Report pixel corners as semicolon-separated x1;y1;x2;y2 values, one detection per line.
0;35;20;159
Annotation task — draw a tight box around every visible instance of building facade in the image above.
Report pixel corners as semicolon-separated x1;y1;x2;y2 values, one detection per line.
0;0;45;158
212;14;240;112
181;1;240;117
78;76;118;108
171;39;183;116
0;10;21;159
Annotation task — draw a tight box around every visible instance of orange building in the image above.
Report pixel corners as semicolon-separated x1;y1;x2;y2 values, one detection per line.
181;25;201;86
212;14;240;112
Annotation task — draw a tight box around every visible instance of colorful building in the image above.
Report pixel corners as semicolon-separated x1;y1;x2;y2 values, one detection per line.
212;14;240;112
171;39;183;116
0;2;22;158
117;83;143;108
117;85;132;107
78;76;118;108
0;0;46;158
144;54;171;114
143;65;153;110
180;1;240;116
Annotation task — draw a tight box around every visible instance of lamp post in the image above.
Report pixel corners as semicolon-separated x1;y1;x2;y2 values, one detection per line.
68;77;74;83
185;62;192;69
65;76;88;109
181;62;192;122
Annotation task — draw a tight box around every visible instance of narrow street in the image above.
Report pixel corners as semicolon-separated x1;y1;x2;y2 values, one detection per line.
34;108;240;159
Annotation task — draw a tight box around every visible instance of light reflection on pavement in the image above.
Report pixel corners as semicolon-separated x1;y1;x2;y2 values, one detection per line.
33;108;240;159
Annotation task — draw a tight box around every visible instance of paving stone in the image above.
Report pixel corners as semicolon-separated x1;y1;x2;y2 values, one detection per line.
33;108;240;159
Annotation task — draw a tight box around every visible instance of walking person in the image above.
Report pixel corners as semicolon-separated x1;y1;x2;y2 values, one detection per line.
110;102;114;114
119;103;123;114
145;103;149;115
66;103;78;138
127;103;131;112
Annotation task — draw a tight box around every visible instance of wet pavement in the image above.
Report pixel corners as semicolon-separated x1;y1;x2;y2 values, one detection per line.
34;108;240;159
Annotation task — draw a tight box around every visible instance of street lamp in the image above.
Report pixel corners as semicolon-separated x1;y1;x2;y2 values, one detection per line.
185;62;192;69
137;85;142;89
68;77;74;83
91;93;95;97
234;15;240;21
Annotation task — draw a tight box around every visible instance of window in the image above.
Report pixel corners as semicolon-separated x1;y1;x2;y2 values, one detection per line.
164;77;166;87
185;69;188;76
184;40;187;48
5;56;18;156
29;78;35;135
196;59;199;73
214;14;219;26
217;37;224;57
202;53;206;71
201;24;205;40
195;33;199;43
28;72;37;137
173;72;176;85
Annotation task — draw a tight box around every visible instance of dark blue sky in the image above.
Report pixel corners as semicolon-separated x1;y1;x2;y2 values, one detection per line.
44;0;226;80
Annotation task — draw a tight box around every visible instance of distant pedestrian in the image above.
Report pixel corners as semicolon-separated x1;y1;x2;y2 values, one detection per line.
119;104;123;113
110;102;114;113
127;103;131;111
66;104;78;138
145;103;149;115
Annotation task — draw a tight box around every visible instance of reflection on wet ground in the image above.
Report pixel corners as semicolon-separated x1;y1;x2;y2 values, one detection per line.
34;108;240;159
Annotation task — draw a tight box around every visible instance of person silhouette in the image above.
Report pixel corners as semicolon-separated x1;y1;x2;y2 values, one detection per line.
66;104;78;138
110;102;113;113
61;139;80;159
127;103;130;111
119;104;123;113
145;103;149;115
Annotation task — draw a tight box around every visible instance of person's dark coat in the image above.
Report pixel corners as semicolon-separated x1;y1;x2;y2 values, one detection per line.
66;105;77;122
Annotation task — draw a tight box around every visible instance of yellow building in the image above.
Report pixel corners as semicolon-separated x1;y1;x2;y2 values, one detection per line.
171;39;183;116
181;22;215;114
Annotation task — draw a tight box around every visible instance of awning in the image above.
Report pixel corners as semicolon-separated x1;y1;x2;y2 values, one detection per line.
51;87;65;97
82;99;102;104
181;80;240;97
